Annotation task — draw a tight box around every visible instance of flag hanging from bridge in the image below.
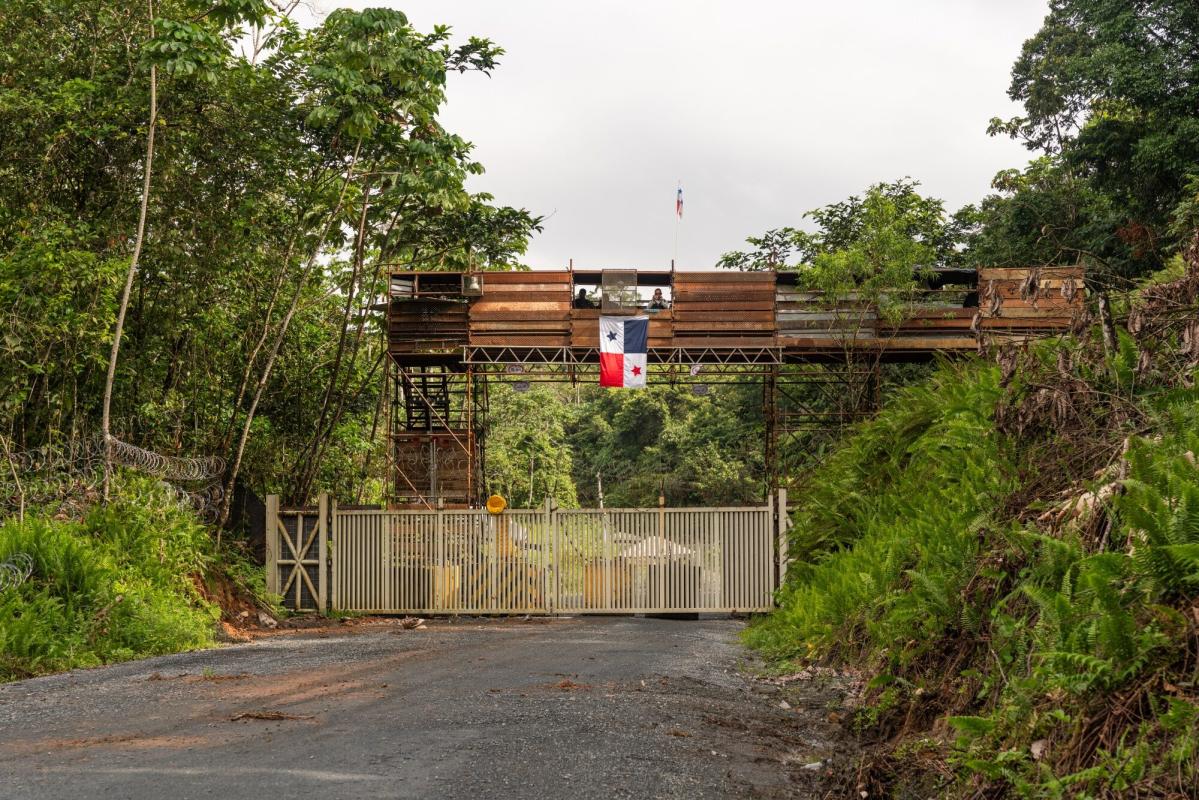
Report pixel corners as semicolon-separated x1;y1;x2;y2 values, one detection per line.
599;316;648;388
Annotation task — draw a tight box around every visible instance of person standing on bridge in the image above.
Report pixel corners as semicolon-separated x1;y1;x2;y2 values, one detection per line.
574;288;596;309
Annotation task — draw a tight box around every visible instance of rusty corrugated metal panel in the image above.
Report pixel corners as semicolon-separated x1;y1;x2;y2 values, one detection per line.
385;267;1085;362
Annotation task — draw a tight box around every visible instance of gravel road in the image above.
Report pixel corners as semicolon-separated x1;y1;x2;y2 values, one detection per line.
0;617;849;799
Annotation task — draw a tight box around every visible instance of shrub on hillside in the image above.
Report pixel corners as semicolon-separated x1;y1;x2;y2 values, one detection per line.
0;476;218;680
749;332;1199;797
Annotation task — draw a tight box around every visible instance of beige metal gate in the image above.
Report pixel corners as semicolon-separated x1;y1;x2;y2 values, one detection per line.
550;507;775;614
264;495;327;613
268;494;786;615
332;507;552;615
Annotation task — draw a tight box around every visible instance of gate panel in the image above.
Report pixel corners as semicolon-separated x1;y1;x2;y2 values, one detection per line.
266;495;326;613
325;502;778;615
550;506;774;614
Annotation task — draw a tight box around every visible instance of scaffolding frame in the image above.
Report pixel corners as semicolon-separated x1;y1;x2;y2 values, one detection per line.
388;346;881;508
388;360;485;509
763;361;881;493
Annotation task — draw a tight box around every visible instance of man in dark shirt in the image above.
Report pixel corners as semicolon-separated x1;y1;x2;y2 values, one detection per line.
574;288;595;309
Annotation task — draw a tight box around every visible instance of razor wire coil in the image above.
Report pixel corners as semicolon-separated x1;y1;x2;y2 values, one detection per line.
0;553;33;592
1;436;226;522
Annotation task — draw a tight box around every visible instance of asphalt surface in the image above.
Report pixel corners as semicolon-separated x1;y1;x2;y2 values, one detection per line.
0;617;847;799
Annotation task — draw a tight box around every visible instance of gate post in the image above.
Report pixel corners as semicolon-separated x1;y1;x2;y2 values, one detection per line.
317;493;329;613
550;498;560;614
776;488;789;591
265;494;280;595
657;493;666;613
435;507;445;613
766;491;774;605
326;494;337;613
543;497;553;614
603;506;613;612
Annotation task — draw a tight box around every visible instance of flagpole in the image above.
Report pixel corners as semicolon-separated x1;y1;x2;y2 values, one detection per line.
673;214;679;267
673;181;681;267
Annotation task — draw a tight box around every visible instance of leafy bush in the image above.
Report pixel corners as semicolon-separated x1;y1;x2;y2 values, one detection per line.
0;476;218;680
781;358;1004;561
749;342;1199;797
946;428;1199;797
751;360;1012;663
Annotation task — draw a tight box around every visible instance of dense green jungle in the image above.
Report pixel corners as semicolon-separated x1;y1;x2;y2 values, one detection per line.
2;1;1199;796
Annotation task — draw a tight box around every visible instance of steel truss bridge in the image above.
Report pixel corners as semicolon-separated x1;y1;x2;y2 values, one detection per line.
385;266;1084;508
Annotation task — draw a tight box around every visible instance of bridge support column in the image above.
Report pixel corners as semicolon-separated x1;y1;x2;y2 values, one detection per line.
765;360;881;493
387;358;487;509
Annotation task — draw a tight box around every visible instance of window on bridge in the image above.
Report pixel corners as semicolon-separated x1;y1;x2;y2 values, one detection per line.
572;283;599;309
576;270;672;313
601;270;638;312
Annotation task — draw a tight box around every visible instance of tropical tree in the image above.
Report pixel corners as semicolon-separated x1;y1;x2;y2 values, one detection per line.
483;385;578;508
717;178;963;272
978;0;1199;282
0;2;539;512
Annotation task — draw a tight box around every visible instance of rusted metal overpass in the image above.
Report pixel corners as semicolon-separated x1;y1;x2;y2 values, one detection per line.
385;266;1084;507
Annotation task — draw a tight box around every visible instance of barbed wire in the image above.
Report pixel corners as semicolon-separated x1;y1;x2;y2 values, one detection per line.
0;553;33;592
0;436;226;523
107;437;225;482
158;479;227;524
4;439;102;476
4;436;224;482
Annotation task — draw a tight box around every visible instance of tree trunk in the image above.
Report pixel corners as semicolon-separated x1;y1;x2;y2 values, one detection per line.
217;140;363;530
219;232;297;451
1097;292;1118;359
354;352;388;505
288;170;376;496
102;56;157;502
292;201;408;501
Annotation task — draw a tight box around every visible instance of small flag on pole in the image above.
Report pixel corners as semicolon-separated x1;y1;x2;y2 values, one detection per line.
599;316;648;388
676;184;683;218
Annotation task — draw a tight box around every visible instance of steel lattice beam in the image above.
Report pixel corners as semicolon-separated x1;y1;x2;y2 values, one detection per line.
764;361;880;494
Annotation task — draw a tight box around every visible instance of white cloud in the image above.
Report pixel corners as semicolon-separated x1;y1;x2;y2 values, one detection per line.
309;0;1049;267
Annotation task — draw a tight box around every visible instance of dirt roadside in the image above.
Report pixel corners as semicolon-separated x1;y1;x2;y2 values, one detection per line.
0;616;857;799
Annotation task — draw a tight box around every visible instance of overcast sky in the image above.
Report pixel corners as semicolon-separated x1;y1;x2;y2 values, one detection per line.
310;1;1050;269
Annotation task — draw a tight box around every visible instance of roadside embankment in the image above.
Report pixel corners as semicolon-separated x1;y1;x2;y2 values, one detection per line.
751;264;1199;797
0;475;268;681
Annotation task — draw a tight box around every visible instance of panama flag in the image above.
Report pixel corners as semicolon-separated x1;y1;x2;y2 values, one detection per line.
599;316;648;388
676;184;683;218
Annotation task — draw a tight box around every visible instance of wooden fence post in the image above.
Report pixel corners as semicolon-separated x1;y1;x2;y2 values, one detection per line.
317;493;329;613
776;488;789;591
265;494;279;595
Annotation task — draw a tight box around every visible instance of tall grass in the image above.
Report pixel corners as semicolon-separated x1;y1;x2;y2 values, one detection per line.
0;476;218;680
